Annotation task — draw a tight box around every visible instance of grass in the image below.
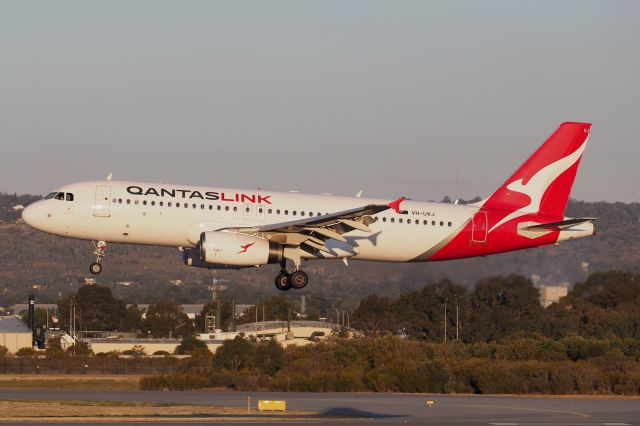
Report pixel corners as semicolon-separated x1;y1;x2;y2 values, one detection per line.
0;400;317;422
0;374;141;390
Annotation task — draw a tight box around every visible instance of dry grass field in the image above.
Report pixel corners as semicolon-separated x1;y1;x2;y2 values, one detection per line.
0;374;141;390
0;400;315;422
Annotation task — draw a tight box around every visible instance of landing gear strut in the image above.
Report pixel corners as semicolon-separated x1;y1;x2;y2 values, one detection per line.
89;241;107;275
274;258;309;291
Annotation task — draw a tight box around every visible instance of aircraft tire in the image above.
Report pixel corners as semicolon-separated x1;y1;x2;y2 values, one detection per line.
274;272;291;291
89;262;103;275
290;270;309;290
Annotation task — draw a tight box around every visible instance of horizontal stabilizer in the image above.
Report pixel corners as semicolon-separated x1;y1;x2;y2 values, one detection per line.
523;217;597;231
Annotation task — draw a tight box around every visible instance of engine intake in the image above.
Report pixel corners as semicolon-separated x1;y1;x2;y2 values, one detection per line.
200;231;282;267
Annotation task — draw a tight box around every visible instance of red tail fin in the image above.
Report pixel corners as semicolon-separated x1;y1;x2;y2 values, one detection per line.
482;122;591;232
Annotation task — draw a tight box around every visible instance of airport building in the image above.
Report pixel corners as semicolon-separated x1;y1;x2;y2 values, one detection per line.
85;320;338;354
0;316;32;353
538;285;568;307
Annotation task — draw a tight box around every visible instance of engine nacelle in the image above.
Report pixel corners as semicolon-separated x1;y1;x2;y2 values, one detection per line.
199;231;282;267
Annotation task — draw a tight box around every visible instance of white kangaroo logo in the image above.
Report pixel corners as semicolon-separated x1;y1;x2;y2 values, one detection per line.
489;138;588;233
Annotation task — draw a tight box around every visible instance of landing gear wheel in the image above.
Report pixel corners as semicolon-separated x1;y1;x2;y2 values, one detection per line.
89;262;103;275
289;270;309;290
274;272;292;291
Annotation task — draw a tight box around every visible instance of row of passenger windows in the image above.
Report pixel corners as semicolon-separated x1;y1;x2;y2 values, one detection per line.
382;216;452;227
113;198;327;216
46;192;74;201
113;198;453;227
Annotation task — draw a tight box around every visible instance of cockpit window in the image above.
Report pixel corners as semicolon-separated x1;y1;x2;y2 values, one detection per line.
54;192;65;201
66;193;74;202
45;192;58;199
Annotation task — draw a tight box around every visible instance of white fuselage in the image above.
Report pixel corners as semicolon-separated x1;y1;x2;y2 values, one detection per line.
22;180;476;263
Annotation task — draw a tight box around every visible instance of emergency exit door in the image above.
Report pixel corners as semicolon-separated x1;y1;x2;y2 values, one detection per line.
93;185;111;217
471;211;487;243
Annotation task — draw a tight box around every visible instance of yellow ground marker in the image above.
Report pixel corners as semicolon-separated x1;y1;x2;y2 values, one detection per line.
426;400;435;407
258;400;287;412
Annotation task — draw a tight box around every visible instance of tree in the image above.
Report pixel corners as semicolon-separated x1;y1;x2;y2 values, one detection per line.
353;294;394;336
45;335;65;358
57;285;131;331
143;300;191;338
254;339;284;376
213;336;255;371
468;275;544;342
68;341;92;356
194;302;232;333
175;336;208;355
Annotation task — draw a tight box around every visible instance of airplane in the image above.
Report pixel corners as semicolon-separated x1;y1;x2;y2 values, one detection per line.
22;122;596;291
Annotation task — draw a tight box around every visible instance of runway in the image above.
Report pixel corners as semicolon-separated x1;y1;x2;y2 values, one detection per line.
0;389;637;425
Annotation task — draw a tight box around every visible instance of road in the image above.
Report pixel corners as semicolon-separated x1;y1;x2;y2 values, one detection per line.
0;389;637;425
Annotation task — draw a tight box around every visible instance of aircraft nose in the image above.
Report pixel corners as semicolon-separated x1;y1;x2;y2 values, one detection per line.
22;203;40;228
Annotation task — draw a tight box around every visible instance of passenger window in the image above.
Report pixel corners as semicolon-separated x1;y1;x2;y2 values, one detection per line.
276;209;281;214
151;201;155;206
259;208;263;213
118;199;122;204
160;201;164;207
233;206;237;212
285;210;289;215
407;219;411;224
293;211;297;216
448;222;452;227
383;217;387;222
201;204;205;209
423;220;427;225
185;203;189;208
391;218;395;223
268;209;272;214
126;199;131;205
217;205;221;211
134;200;139;205
399;218;403;223
66;193;74;201
176;202;180;207
432;220;436;225
440;221;444;226
143;200;147;206
209;205;212;210
54;192;65;201
225;206;229;211
246;207;250;213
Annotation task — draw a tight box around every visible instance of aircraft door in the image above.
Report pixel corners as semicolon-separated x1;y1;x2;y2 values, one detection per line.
93;185;111;217
471;211;487;243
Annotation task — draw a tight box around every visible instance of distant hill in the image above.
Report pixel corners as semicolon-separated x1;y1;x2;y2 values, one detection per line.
1;192;639;310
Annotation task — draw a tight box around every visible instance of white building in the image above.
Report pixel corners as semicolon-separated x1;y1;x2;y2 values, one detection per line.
0;316;32;353
539;285;568;307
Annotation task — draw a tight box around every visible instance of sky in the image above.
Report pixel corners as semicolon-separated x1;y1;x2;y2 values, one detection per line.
1;1;639;202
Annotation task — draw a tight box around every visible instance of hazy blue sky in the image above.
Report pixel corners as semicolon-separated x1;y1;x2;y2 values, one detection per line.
1;1;638;202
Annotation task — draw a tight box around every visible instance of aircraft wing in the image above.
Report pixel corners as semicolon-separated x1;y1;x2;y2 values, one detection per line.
222;197;405;255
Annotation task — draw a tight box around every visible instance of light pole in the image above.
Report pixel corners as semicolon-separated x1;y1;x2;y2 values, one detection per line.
329;308;341;329
444;298;448;343
342;310;350;330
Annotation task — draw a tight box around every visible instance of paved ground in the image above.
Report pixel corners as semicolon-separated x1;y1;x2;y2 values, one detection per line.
0;389;637;425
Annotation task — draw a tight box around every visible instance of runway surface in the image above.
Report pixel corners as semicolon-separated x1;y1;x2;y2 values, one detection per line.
0;389;637;425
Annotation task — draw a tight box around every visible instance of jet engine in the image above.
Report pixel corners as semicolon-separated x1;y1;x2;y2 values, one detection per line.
199;231;283;267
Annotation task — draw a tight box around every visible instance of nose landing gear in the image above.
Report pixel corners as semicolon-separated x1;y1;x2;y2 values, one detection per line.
89;241;107;275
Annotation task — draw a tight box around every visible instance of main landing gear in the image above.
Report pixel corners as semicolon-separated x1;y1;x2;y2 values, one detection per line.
89;241;107;275
274;259;309;291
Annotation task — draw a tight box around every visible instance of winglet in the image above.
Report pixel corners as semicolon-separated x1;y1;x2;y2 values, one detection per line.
387;197;406;214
